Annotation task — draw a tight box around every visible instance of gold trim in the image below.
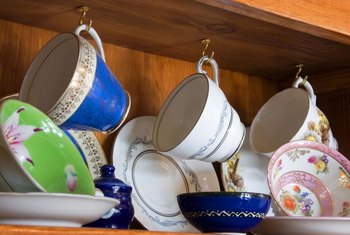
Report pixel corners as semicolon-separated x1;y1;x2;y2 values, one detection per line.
102;90;131;134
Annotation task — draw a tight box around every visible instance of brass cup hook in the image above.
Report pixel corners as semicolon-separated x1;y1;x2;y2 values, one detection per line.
201;38;214;62
295;63;308;85
77;6;92;33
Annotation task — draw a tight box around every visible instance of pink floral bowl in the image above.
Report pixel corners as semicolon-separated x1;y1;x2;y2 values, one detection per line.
267;140;350;217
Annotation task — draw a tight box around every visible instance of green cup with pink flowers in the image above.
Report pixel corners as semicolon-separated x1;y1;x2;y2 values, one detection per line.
0;99;95;195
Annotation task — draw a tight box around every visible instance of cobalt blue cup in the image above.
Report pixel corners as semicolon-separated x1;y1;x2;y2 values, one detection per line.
19;25;130;133
177;191;271;233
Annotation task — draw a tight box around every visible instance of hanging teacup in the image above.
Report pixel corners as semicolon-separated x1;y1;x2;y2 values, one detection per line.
153;55;245;162
19;24;130;133
250;74;338;156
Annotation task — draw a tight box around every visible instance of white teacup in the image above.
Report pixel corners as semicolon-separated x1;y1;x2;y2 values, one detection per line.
250;76;338;156
152;56;245;162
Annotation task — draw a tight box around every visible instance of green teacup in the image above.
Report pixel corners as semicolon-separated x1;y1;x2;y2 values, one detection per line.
0;99;95;195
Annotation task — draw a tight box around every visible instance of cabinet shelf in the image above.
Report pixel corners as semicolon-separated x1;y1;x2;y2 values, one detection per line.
0;225;200;235
0;1;349;234
0;0;350;86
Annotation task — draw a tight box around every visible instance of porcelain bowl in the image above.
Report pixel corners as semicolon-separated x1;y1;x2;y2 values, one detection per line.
0;93;107;180
268;140;350;217
177;191;271;233
0;99;95;195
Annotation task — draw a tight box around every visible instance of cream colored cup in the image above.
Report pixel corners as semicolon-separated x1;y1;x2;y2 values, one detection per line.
250;76;337;156
152;56;245;162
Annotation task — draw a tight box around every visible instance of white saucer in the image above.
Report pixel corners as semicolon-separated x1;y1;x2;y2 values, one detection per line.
252;216;350;235
0;192;119;227
112;116;220;232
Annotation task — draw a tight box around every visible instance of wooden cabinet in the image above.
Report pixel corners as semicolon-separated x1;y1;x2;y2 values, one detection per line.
0;1;349;234
0;225;198;235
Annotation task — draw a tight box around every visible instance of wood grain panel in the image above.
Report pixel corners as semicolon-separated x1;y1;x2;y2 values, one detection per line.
0;19;278;163
280;68;350;94
0;1;350;82
0;20;56;96
317;88;350;158
199;0;350;43
0;225;197;235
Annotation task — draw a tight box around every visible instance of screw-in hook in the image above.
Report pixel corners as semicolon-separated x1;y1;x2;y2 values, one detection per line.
201;38;214;62
77;6;92;33
295;64;308;85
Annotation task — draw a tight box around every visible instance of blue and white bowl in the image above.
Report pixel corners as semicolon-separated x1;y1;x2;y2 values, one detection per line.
177;191;271;233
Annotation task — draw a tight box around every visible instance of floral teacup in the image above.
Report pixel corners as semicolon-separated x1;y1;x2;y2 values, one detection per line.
250;77;337;156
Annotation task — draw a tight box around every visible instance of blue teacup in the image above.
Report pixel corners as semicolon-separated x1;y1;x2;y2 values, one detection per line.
19;25;130;133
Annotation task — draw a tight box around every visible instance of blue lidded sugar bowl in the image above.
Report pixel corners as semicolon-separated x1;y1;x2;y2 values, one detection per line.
84;164;134;229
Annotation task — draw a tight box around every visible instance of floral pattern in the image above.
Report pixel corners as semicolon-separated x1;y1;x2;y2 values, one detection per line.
269;141;350;217
304;109;330;145
273;159;284;179
1;107;42;166
225;154;245;192
287;148;310;162
338;167;350;190
279;185;315;216
64;164;78;192
338;201;350;217
308;154;329;174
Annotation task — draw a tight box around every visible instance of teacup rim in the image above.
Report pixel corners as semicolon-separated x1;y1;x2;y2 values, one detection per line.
177;191;271;200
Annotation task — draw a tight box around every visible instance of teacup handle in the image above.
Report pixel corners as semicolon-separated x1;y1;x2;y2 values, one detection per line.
196;55;220;86
292;76;317;105
74;24;106;62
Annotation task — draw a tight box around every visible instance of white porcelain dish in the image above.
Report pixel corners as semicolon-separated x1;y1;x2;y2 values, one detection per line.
0;192;119;227
252;216;350;235
112;116;220;232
